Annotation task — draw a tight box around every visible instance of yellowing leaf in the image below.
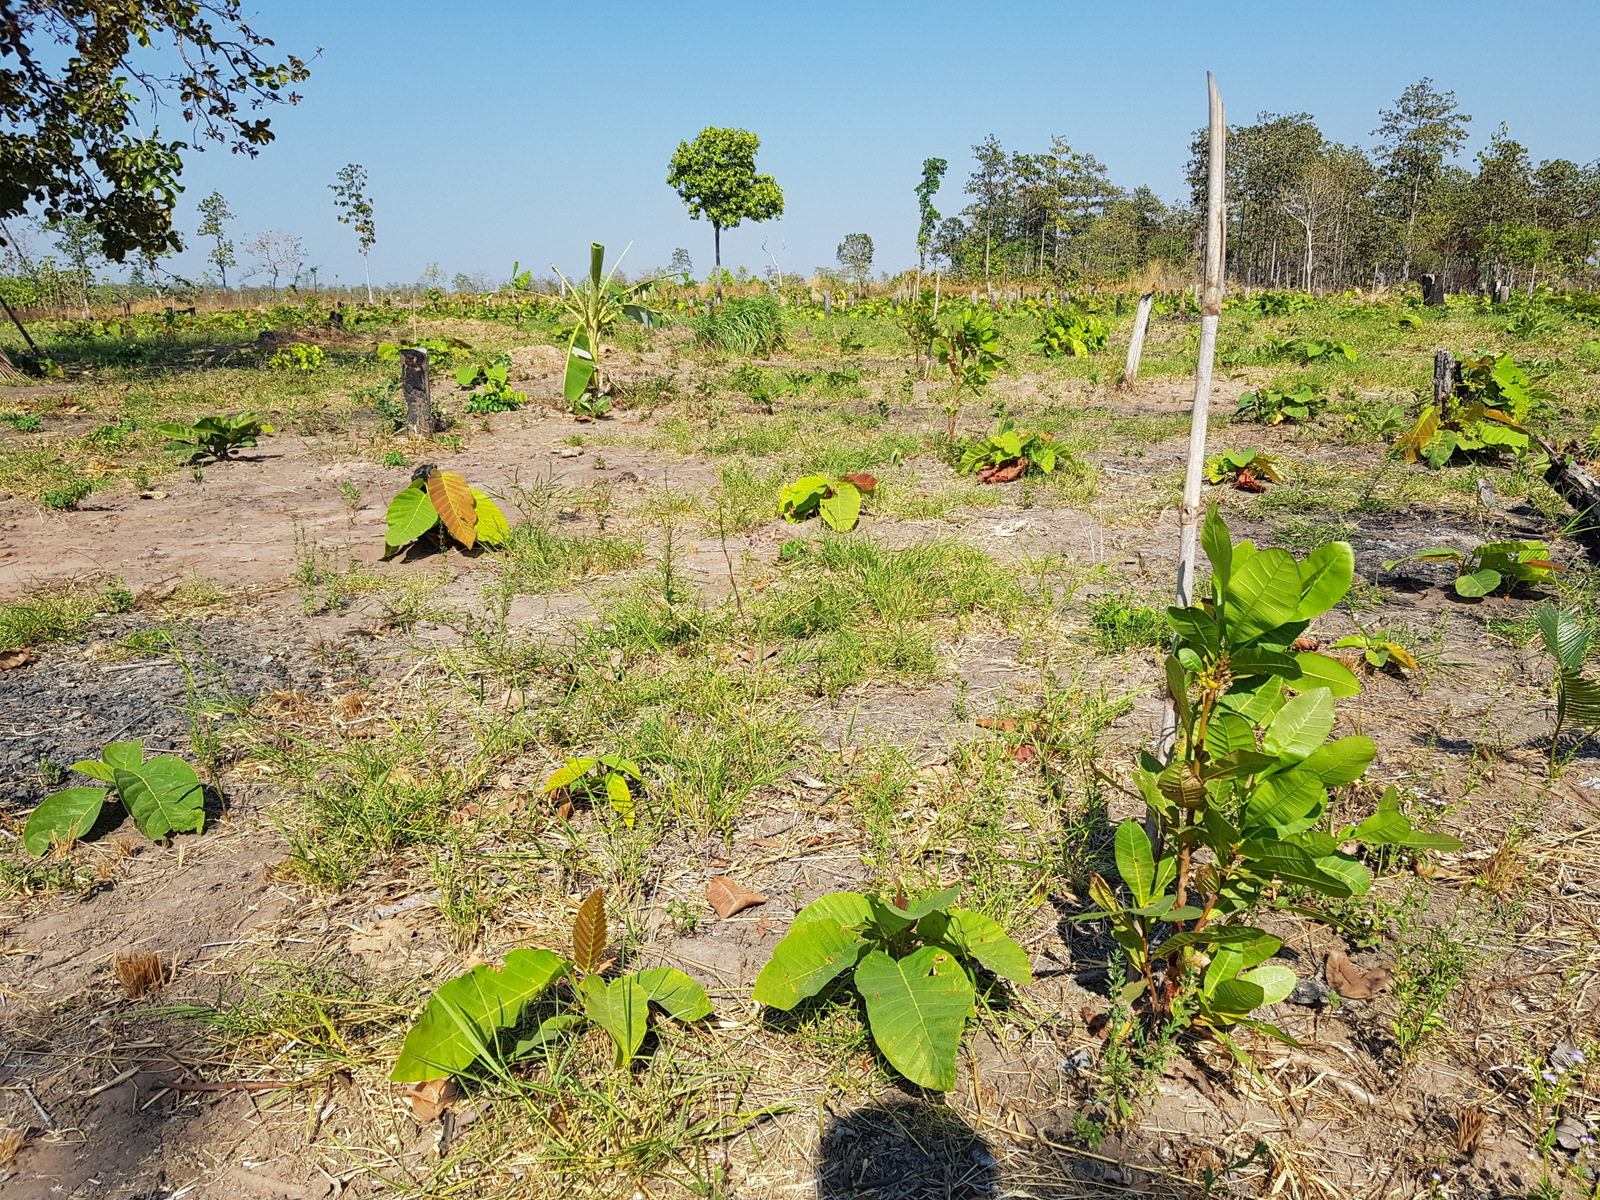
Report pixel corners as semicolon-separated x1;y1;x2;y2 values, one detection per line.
471;489;510;545
573;888;607;973
427;470;478;548
605;770;635;828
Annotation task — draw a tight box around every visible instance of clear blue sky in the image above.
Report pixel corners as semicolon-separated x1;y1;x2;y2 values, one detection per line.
140;0;1599;289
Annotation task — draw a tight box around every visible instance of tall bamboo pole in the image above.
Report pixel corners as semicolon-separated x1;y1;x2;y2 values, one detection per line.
1159;73;1226;763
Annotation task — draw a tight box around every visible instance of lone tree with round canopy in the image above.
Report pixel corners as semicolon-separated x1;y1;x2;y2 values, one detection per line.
666;127;784;302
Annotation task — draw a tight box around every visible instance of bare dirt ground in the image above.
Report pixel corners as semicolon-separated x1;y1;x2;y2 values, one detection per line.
0;353;1596;1199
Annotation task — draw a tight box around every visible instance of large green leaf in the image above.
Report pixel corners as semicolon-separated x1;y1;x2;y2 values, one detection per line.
1244;768;1326;836
580;974;650;1066
1311;852;1373;895
1293;652;1362;697
1156;924;1271;955
471;489;510;546
855;947;975;1091
1263;690;1335;761
920;909;1032;985
1209;978;1266;1016
752;917;867;1009
1201;504;1233;596
1167;606;1219;656
391;948;566;1082
103;741;144;772
1299;736;1376;785
1455;569;1501;598
1353;810;1463;851
633;968;713;1021
1538;604;1589;670
1114;820;1156;907
1204;711;1257;759
1294;542;1354;620
1228;548;1303;642
818;482;862;532
385;484;439;548
1241;963;1297;1005
563;328;596;403
114;756;204;840
1239;839;1358;897
22;787;108;855
792;891;873;929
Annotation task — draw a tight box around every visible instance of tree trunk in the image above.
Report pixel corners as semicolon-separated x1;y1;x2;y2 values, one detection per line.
401;347;432;436
364;252;374;304
714;224;723;303
1121;293;1155;386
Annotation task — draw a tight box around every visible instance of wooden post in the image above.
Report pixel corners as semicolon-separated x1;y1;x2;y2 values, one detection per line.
824;292;832;317
1161;72;1226;765
1121;293;1156;385
1433;349;1456;407
401;347;432;436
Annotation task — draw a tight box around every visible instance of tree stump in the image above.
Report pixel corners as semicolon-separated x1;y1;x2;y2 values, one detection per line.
1422;274;1446;306
401;347;432;436
1432;349;1458;407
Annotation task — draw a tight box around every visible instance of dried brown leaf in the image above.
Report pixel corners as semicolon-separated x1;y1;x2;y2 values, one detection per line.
0;1127;22;1166
0;647;34;671
399;1077;458;1122
840;472;878;492
707;875;767;919
1324;948;1394;999
572;888;606;973
1233;467;1266;493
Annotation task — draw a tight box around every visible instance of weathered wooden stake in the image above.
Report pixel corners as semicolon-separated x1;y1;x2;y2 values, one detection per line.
824;292;832;317
1121;293;1156;385
1433;349;1456;406
401;347;432;436
1160;72;1226;766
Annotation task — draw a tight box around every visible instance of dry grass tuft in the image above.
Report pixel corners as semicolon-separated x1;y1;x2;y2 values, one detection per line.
1454;1107;1487;1155
113;951;165;998
0;1127;23;1166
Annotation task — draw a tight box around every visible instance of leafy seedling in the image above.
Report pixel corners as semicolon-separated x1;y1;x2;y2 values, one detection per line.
1263;335;1357;364
1029;309;1109;358
157;413;272;462
936;305;1004;442
553;242;661;403
1382;539;1562;598
391;888;710;1082
1393;352;1556;469
781;473;877;532
23;739;204;855
455;361;526;413
753;886;1030;1090
1204;449;1284;491
383;468;510;558
957;417;1062;482
1332;628;1419;671
1235;383;1325;426
1096;504;1461;1067
542;754;644;828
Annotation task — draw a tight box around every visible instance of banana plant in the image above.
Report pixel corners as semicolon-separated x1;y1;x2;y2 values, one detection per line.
552;243;661;404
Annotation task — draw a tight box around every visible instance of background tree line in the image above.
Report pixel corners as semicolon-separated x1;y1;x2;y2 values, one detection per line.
930;79;1599;294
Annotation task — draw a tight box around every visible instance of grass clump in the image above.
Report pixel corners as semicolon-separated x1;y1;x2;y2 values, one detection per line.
500;523;644;594
693;293;785;357
0;584;112;645
1086;592;1166;653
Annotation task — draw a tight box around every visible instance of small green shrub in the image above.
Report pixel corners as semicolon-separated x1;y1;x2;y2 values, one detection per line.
1235;383;1326;425
957;417;1062;478
1393;352;1553;469
23;739;205;855
383;468;510;557
1;413;42;432
1382;539;1561;598
40;479;92;510
267;342;325;371
1029;308;1109;357
1204;448;1284;487
780;473;876;532
157;413;272;461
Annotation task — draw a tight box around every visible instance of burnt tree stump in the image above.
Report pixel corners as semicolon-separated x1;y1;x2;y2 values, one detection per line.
401;347;432;436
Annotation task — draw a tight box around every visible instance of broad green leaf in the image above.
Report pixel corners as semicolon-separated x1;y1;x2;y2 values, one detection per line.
471;490;510;545
22;787;108;855
1538;605;1588;670
1455;569;1500;598
1210;978;1266;1015
752;918;867;1009
1203;711;1257;759
1220;677;1287;725
103;741;144;772
114;757;204;840
1200;749;1279;781
71;758;115;783
511;1012;586;1059
854;947;976;1091
1353;810;1463;851
1294;542;1354;620
1243;768;1326;836
1228;549;1303;642
632;968;713;1021
792;892;873;930
580;973;649;1067
900;885;963;921
921;909;1031;985
1114;820;1156;908
818;482;862;532
1311;852;1373;896
1230;648;1301;679
1240;839;1358;898
1293;652;1362;697
392;948;566;1081
1241;964;1298;1006
455;364;480;388
606;771;635;828
385;484;439;548
780;476;831;522
1167;607;1219;656
1299;736;1376;786
1264;690;1335;761
542;758;597;794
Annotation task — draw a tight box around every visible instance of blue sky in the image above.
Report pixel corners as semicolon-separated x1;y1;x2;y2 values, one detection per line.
115;0;1600;288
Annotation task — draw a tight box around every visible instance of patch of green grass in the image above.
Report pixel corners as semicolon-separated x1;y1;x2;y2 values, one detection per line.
1086;593;1166;654
1391;923;1476;1063
500;522;644;594
0;584;108;645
